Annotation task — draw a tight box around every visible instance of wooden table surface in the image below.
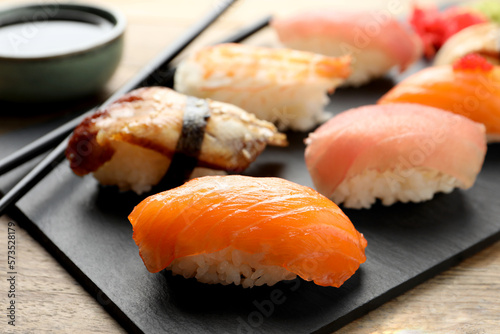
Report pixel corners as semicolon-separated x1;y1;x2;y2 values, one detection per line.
1;0;499;333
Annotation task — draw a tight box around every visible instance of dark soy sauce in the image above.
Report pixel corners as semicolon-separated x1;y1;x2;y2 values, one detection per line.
0;10;114;58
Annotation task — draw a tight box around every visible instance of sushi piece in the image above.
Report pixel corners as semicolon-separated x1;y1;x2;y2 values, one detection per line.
304;104;487;209
434;23;500;66
129;175;367;288
378;54;500;142
409;4;488;58
271;10;422;86
66;87;287;194
174;43;351;131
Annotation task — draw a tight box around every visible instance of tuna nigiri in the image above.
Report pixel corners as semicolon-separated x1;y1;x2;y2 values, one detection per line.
378;54;500;142
129;175;367;288
66;87;287;194
304;104;487;209
174;43;351;131
272;10;422;86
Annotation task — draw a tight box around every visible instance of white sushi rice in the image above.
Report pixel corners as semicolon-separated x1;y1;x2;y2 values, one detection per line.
93;141;170;194
93;141;225;194
168;247;297;288
331;167;463;209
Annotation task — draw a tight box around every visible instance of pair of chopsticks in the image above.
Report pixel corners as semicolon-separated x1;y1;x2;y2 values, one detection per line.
0;0;271;215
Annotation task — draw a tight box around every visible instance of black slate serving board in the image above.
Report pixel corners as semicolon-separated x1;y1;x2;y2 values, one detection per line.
2;60;500;334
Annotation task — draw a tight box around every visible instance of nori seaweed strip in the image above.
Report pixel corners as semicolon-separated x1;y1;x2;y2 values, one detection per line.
158;96;210;189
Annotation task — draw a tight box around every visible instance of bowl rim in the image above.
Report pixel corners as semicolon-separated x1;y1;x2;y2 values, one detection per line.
0;2;126;61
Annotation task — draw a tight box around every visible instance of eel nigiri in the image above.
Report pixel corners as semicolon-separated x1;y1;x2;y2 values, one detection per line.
434;23;500;66
174;43;351;131
272;10;422;86
378;54;500;142
66;87;287;194
129;175;367;288
304;104;487;209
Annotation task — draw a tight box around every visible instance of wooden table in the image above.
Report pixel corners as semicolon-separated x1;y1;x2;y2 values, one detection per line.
1;0;499;333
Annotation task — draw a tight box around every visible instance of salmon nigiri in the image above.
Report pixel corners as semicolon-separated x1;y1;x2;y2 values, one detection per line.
129;175;367;288
305;104;487;209
272;10;422;86
378;54;500;142
174;43;351;131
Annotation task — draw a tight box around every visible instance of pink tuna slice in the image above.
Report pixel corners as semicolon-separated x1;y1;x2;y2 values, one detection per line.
304;103;487;199
272;10;422;72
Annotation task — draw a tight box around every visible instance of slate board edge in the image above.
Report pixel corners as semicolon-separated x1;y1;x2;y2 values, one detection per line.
5;203;143;334
6;196;500;334
314;226;500;334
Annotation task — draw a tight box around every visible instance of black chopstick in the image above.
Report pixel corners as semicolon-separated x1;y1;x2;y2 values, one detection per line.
0;110;93;176
218;15;271;43
0;0;238;177
0;14;272;215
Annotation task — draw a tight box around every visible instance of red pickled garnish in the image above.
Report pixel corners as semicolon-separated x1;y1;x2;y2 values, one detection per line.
453;54;494;72
409;5;488;59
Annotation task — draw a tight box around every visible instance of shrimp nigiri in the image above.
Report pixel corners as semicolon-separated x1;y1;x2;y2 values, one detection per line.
174;43;351;131
378;54;500;142
272;10;422;86
305;104;487;209
129;175;367;288
66;87;287;194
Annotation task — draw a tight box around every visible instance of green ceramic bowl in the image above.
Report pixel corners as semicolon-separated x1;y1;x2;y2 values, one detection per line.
0;3;126;103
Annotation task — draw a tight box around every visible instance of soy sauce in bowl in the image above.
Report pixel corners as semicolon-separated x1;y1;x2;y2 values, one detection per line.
0;4;126;103
0;19;113;58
